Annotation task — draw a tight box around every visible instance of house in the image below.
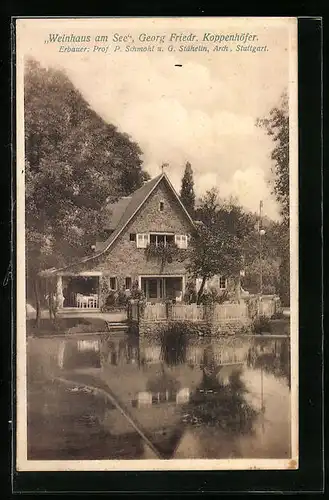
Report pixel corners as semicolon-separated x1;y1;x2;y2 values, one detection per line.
41;172;216;312
38;172;249;313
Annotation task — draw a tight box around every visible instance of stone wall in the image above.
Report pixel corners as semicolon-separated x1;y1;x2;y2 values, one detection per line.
137;318;251;337
211;319;252;337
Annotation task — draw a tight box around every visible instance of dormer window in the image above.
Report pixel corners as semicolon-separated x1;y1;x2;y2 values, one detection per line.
159;201;164;212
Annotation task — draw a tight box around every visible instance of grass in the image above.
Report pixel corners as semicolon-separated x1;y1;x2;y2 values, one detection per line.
26;317;109;336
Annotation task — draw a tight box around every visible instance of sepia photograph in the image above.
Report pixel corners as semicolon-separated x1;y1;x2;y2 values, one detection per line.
15;17;298;471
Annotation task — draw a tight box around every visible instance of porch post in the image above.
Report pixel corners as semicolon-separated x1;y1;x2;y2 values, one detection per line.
235;277;241;303
182;275;186;296
56;275;64;309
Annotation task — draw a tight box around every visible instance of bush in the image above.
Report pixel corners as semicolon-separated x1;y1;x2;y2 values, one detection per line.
183;281;198;304
245;296;259;320
117;288;128;307
130;280;145;301
252;315;272;334
197;287;228;305
271;311;285;320
103;290;117;309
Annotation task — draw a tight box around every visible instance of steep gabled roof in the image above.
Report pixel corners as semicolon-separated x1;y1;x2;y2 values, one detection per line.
103;197;132;230
96;174;164;253
40;173;195;274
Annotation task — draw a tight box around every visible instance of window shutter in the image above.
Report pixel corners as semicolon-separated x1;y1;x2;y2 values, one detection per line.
137;234;143;248
137;233;149;248
175;235;187;249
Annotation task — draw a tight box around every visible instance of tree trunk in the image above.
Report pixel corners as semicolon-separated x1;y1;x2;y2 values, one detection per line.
46;280;52;320
49;279;58;323
197;276;207;305
33;277;41;327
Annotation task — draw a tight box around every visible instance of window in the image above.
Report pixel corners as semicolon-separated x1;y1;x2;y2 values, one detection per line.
136;233;150;248
125;277;132;290
219;276;227;289
175;234;188;249
129;233;136;242
159;201;164;211
149;233;174;247
148;279;158;299
109;277;117;290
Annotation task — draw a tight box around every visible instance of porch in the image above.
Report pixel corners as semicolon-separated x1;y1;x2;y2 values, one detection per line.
56;273;101;311
139;275;185;304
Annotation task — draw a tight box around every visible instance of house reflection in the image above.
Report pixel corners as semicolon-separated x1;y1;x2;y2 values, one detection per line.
58;337;102;370
132;387;190;407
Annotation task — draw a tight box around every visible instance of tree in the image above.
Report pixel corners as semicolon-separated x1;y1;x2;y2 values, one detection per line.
25;58;147;322
257;92;290;305
180;162;195;217
187;189;253;304
256;92;289;224
243;257;280;295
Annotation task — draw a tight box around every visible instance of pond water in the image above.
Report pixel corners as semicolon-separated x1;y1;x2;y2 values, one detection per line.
27;330;291;460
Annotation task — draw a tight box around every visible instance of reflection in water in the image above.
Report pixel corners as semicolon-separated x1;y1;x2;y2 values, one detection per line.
159;324;188;366
59;338;101;370
182;363;258;434
27;331;291;460
247;337;291;388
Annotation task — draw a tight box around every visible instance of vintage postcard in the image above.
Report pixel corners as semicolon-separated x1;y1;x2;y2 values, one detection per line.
15;17;298;472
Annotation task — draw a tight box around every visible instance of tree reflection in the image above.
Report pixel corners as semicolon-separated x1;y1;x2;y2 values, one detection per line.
182;348;258;434
247;338;291;389
160;323;188;366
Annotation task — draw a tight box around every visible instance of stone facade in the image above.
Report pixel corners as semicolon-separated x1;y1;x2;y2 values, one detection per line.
63;178;194;303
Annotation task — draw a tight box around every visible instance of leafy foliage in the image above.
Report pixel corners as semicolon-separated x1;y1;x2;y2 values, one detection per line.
188;189;254;303
25;58;147;314
180;161;195;217
252;315;272;334
129;280;146;302
243;257;280;295
101;288;128;311
198;287;229;305
145;242;183;272
256;92;290;305
256;92;289;224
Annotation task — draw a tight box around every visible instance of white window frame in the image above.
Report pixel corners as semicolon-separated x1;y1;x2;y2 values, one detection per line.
175;234;188;249
125;276;132;290
149;233;175;247
136;233;150;248
219;276;227;290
